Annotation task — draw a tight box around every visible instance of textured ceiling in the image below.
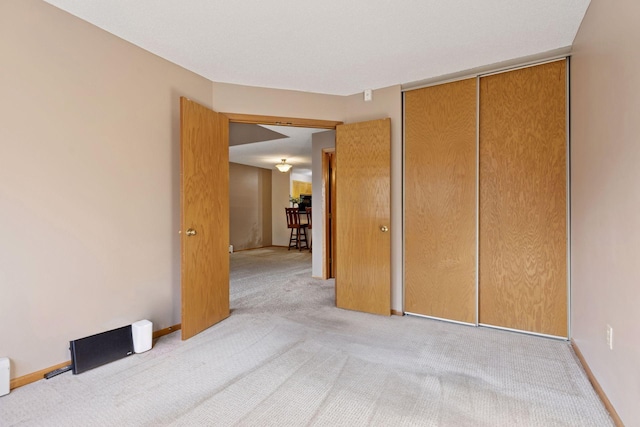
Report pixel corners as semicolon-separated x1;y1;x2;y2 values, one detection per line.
42;0;590;96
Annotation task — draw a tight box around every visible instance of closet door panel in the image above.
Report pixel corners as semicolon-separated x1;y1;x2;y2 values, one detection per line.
479;60;567;336
405;79;477;323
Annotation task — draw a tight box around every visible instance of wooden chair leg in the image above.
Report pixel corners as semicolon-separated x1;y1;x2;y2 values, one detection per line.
288;228;296;250
298;227;308;251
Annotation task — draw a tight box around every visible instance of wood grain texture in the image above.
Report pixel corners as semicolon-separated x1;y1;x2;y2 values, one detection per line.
223;113;342;129
479;60;567;336
404;79;477;323
571;340;624;427
329;151;336;279
335;119;391;316
10;360;71;390
322;150;337;280
180;97;230;340
152;323;181;339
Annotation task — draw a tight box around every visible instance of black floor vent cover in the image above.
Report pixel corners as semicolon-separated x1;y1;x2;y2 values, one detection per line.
70;325;134;374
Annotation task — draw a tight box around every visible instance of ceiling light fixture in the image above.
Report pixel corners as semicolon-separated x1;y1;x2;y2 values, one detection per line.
275;158;292;173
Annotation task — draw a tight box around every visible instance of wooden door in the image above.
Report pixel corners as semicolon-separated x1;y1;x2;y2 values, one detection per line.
180;97;230;340
479;60;567;337
335;119;391;315
322;150;336;279
404;79;477;323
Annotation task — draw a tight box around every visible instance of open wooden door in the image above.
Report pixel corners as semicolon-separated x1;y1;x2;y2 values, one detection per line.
180;97;230;340
335;119;391;315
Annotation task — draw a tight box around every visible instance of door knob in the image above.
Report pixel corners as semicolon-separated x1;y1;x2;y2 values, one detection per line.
186;228;197;236
380;226;389;232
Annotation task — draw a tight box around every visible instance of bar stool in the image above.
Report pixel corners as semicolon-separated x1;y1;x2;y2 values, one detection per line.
285;207;308;251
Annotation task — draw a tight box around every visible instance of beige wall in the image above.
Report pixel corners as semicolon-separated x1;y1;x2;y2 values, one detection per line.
345;86;403;313
229;163;272;251
0;0;213;378
212;82;346;120
1;0;403;381
271;170;292;246
571;0;640;424
2;1;618;403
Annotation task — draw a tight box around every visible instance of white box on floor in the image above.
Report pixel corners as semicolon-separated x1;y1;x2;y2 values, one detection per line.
0;357;9;396
131;320;153;353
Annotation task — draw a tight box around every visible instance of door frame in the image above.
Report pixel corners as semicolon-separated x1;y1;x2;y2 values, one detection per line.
322;149;336;280
223;113;341;129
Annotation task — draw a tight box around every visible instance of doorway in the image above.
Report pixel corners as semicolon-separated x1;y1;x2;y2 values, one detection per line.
181;105;392;340
226;113;340;277
228;123;316;252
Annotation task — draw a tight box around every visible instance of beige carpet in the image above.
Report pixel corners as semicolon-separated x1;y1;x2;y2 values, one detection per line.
0;247;613;426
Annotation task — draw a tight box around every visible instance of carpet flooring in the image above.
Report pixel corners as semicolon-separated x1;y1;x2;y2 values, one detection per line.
0;247;613;426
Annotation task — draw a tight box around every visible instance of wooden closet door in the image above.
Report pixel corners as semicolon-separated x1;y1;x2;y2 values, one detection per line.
479;60;567;337
404;79;477;323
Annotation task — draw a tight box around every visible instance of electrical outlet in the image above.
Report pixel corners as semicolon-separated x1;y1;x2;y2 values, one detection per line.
606;324;613;350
